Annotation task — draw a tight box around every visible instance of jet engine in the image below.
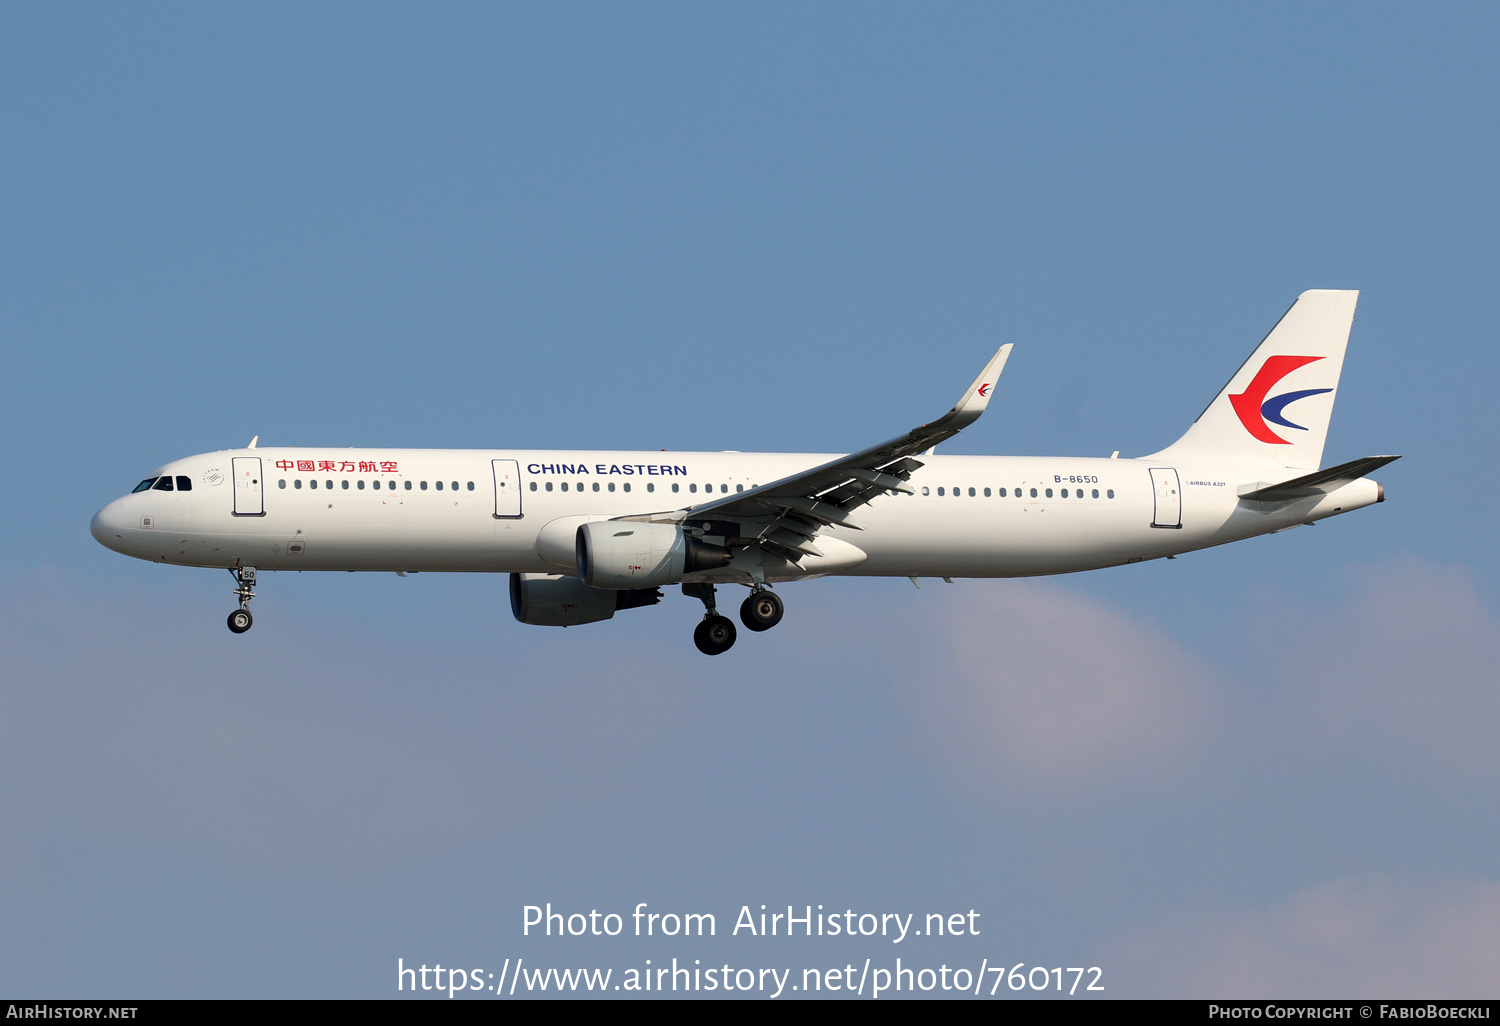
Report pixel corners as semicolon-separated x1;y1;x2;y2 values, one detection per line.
575;521;730;590
509;572;661;627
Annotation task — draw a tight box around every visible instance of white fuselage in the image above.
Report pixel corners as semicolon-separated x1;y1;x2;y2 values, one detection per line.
90;447;1380;579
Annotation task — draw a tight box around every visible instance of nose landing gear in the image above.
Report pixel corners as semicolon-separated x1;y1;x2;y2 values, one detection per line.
227;566;257;634
683;582;737;655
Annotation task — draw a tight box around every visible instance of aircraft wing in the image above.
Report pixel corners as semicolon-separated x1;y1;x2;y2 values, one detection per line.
642;344;1012;562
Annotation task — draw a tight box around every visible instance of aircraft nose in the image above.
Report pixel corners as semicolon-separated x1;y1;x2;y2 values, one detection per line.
90;499;129;551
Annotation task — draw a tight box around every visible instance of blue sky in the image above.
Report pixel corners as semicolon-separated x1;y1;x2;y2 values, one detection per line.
2;3;1498;998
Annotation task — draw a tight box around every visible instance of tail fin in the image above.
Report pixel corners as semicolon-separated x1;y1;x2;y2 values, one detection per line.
1147;289;1358;471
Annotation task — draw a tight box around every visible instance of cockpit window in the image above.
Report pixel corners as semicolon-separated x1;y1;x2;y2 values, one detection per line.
132;478;157;493
153;477;174;491
175;476;192;491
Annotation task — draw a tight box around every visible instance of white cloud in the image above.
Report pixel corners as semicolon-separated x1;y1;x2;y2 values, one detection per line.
1273;557;1500;778
1101;874;1500;997
911;581;1220;796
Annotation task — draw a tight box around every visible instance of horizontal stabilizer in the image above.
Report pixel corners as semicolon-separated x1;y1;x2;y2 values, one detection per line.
1238;455;1401;502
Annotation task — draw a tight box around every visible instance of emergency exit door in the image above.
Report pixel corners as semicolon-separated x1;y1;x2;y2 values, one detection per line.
492;459;523;518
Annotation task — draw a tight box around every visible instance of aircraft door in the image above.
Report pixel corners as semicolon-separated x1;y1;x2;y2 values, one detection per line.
1149;467;1181;529
232;457;265;516
492;459;523;518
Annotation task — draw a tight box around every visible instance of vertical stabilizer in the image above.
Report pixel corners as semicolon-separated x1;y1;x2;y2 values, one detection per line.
1147;290;1358;471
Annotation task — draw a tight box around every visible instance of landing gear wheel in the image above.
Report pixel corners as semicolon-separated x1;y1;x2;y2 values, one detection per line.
740;590;784;632
227;567;258;634
693;615;737;655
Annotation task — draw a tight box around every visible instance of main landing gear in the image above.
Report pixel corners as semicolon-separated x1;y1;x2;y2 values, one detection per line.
227;566;257;634
683;583;784;655
739;588;784;632
683;582;736;655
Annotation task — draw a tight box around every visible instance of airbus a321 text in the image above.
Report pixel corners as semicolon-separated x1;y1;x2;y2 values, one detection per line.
92;290;1397;654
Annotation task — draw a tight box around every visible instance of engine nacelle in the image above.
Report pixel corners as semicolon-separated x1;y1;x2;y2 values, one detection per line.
575;521;730;590
509;572;663;627
510;572;617;626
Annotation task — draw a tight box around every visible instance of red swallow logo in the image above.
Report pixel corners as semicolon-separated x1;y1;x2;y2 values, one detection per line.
1230;356;1332;444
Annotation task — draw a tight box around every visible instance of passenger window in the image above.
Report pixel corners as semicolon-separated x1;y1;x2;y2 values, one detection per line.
310;480;318;490
1092;488;1099;498
608;482;615;492
437;480;445;491
544;482;552;492
405;481;412;491
467;482;475;491
592;482;600;492
736;484;744;492
984;487;991;497
357;480;365;490
132;478;156;493
647;483;654;493
326;480;333;489
672;483;679;493
153;477;173;491
721;484;727;493
342;480;350;490
529;481;537;491
294;479;303;490
421;481;429;491
176;476;192;491
1061;488;1068;498
1029;488;1037;498
690;484;698;493
278;480;286;489
558;482;565;492
389;481;396;490
1107;489;1115;499
968;487;975;497
922;486;930;496
1046;488;1053;498
623;483;631;492
937;487;945;496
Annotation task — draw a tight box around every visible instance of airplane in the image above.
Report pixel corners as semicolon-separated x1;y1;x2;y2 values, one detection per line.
91;289;1397;655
